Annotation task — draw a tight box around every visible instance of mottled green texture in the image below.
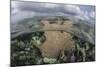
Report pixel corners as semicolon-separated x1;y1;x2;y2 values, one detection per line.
43;57;57;64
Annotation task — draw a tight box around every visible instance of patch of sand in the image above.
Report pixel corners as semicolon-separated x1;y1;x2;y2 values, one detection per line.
37;21;75;58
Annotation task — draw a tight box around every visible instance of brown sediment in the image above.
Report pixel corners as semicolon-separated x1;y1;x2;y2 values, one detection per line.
36;21;75;58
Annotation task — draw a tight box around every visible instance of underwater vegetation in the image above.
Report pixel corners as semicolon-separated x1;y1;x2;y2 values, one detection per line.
11;31;95;66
